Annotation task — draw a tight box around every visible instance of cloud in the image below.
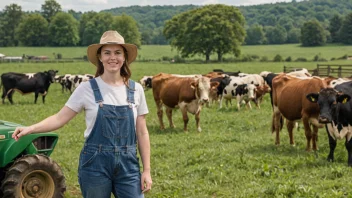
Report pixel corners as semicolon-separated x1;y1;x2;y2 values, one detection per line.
202;0;219;5
78;0;108;4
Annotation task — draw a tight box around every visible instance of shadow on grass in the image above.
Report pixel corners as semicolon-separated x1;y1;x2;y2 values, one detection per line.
148;124;186;135
246;142;316;158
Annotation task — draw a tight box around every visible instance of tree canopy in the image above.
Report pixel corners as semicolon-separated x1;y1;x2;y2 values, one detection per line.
41;0;62;23
164;4;245;62
339;13;352;44
15;14;49;46
301;20;326;46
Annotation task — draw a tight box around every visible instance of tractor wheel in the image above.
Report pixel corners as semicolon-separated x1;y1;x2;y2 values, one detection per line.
0;154;66;198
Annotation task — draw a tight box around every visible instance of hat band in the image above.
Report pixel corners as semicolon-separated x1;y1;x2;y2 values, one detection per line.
102;41;124;44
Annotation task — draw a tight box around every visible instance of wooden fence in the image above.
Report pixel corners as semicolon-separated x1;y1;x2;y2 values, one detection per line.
284;64;352;77
314;64;352;77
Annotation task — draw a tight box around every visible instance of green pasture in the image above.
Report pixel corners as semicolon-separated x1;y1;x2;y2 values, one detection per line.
1;45;352;197
1;44;352;62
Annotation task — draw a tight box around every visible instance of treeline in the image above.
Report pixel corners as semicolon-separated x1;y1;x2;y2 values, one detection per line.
1;0;352;47
0;0;141;47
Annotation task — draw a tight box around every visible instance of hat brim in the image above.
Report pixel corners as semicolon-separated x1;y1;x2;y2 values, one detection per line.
87;43;138;67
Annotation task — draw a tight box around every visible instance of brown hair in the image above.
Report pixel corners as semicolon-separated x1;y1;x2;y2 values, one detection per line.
94;45;132;86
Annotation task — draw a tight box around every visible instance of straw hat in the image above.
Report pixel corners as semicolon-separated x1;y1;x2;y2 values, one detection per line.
87;30;138;66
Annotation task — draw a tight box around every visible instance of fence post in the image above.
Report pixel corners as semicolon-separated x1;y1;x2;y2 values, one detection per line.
284;65;286;73
327;65;331;76
338;65;342;78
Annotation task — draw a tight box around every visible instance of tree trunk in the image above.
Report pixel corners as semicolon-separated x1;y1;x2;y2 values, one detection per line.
217;52;222;62
205;54;210;63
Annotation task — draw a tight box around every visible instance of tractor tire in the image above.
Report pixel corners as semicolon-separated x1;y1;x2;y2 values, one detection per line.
0;154;66;198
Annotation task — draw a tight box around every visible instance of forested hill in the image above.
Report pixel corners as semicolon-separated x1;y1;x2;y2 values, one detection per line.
102;0;352;44
103;5;199;44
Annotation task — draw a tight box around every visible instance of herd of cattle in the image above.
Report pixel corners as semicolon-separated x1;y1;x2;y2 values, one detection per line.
139;69;352;166
0;70;93;104
1;68;352;166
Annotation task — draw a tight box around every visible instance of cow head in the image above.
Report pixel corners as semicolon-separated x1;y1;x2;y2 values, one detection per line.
191;77;219;104
139;76;153;91
306;88;351;123
45;70;59;83
247;84;257;99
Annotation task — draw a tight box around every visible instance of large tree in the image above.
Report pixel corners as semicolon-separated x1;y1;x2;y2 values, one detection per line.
339;13;352;45
15;14;49;46
164;4;245;62
301;20;326;46
329;14;343;43
0;4;23;46
111;14;141;48
80;12;113;46
41;0;62;23
49;12;79;46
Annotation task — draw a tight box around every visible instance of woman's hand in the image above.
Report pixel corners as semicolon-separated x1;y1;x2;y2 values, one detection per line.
141;170;152;193
12;126;35;141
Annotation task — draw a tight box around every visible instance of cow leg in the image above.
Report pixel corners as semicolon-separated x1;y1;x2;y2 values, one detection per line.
286;120;295;145
165;107;175;128
273;106;282;145
180;107;189;132
7;90;15;104
61;83;65;93
219;95;224;109
1;89;6;104
302;117;313;151
312;125;319;151
42;95;46;104
246;100;252;110
195;110;201;132
156;101;165;130
326;125;336;162
34;92;39;104
345;138;352;166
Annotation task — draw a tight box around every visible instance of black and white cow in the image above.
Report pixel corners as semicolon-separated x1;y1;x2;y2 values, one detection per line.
209;75;231;103
306;83;352;166
1;70;58;104
231;83;257;110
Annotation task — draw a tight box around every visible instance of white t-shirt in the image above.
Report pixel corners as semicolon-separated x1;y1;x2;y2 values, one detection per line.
65;77;149;138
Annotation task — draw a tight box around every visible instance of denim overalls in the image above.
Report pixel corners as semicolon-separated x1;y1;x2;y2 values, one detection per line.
78;78;143;198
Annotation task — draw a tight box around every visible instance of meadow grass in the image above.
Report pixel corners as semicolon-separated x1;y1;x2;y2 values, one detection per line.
1;43;352;62
1;45;352;197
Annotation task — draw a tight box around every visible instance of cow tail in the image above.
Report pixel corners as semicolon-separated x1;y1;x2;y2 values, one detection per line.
271;114;284;133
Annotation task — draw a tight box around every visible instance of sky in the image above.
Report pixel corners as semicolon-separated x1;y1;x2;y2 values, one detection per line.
0;0;298;12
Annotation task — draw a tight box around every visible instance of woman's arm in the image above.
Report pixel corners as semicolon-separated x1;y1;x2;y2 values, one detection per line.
12;106;78;140
136;114;152;193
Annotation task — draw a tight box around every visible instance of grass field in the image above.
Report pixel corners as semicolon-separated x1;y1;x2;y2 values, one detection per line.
1;45;352;197
1;43;352;62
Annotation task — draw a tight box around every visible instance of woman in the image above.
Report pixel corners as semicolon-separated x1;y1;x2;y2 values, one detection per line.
12;30;152;198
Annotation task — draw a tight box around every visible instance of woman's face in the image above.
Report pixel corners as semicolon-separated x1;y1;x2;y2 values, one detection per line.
99;44;125;74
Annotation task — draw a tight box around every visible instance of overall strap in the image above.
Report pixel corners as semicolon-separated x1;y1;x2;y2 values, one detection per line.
89;78;104;103
126;79;135;104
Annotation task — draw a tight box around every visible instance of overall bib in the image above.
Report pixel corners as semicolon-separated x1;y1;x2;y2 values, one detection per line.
78;79;143;198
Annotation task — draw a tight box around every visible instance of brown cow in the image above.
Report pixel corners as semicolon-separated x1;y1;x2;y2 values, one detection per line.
252;84;271;109
272;74;329;151
152;73;219;132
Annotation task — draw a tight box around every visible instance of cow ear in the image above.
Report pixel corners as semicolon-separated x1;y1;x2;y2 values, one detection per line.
306;93;319;103
211;81;219;89
191;81;197;89
337;94;351;104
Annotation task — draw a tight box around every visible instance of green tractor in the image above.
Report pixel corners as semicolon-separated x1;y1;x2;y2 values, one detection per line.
0;120;66;198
